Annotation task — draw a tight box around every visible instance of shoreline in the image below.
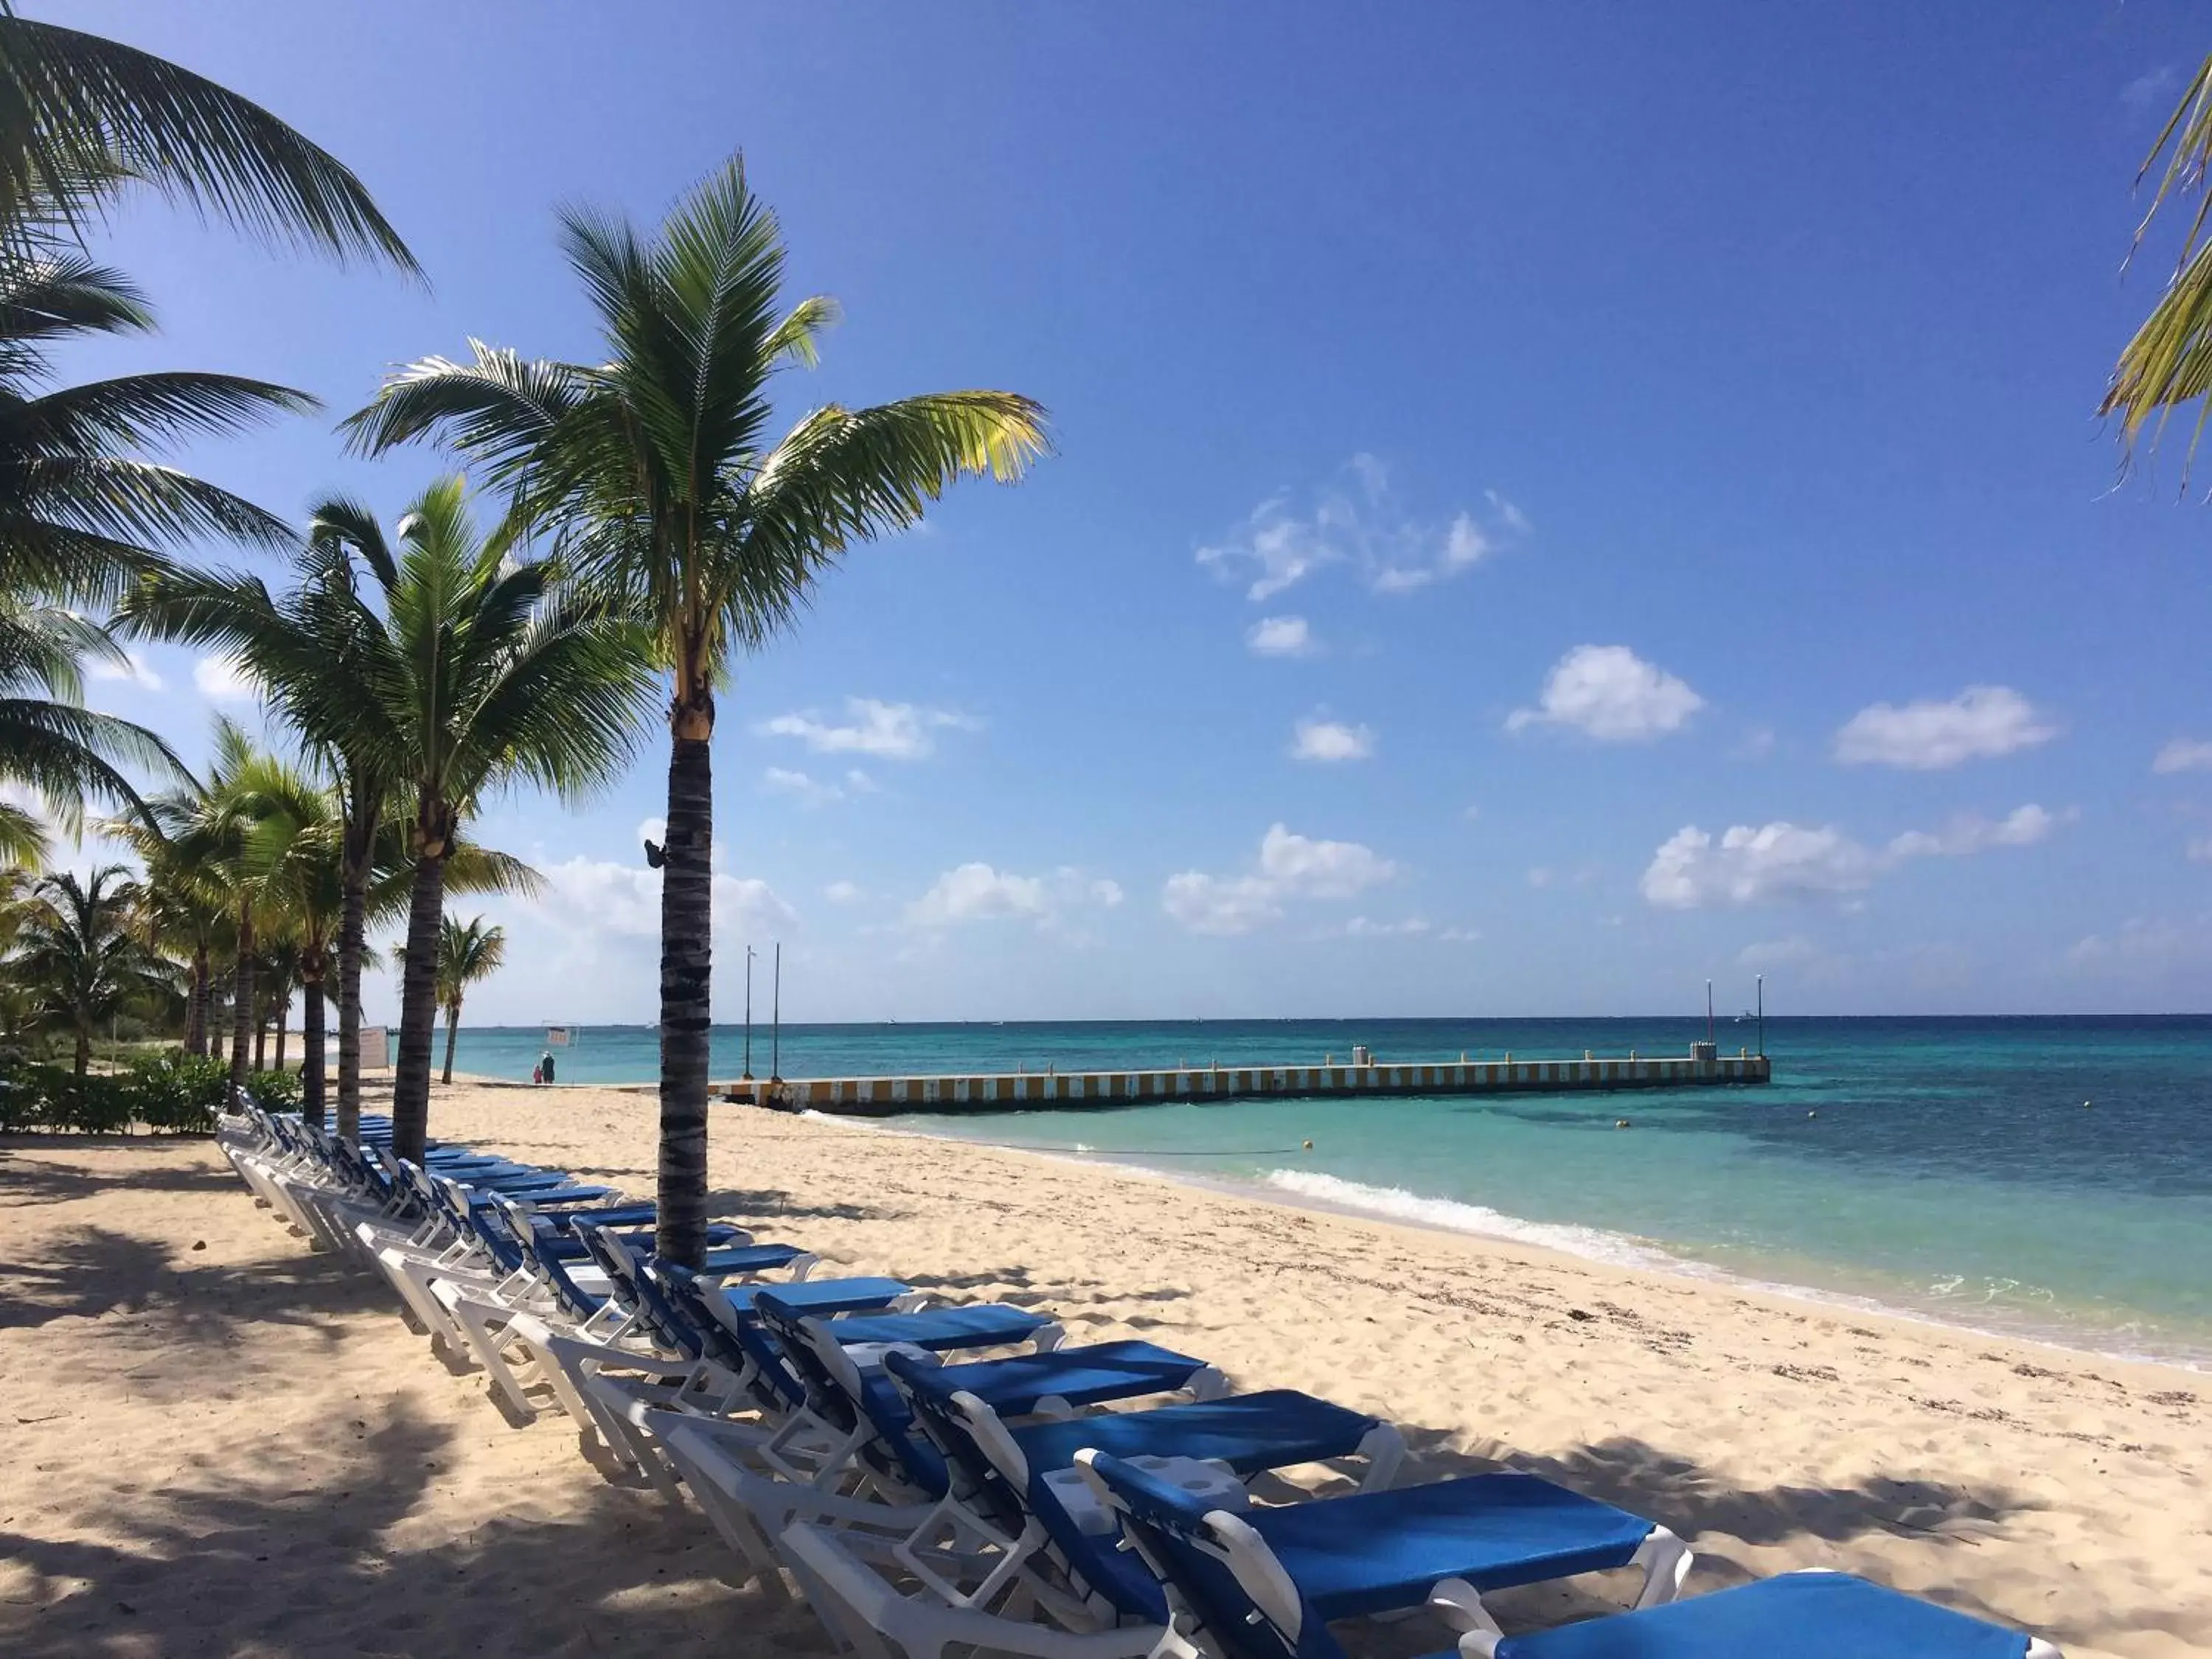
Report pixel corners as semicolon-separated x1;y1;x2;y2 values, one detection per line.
808;1107;2212;1382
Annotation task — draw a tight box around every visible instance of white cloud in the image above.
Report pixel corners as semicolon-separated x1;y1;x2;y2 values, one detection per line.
1290;717;1374;762
1246;615;1315;657
905;863;1121;929
824;880;865;904
759;698;979;761
762;766;846;806
2153;738;2212;775
1162;872;1282;936
192;653;258;705
1507;644;1704;742
1339;915;1432;937
1833;686;2055;770
2066;915;2212;974
2123;64;2180;111
1164;822;1399;935
1643;802;2060;910
1885;804;2056;860
531;853;796;945
86;648;163;691
1197;456;1526;602
1642;823;1879;909
1439;925;1483;942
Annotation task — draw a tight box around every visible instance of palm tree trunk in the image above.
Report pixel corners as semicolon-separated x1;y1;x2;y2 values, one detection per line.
299;971;327;1129
274;988;289;1074
73;1024;89;1079
186;946;210;1057
253;993;268;1072
336;847;369;1141
390;849;447;1165
228;919;255;1101
442;1001;459;1085
656;723;714;1270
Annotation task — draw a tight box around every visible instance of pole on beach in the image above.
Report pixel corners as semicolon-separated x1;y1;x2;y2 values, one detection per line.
742;946;755;1081
771;942;782;1082
1756;974;1764;1058
1705;979;1714;1045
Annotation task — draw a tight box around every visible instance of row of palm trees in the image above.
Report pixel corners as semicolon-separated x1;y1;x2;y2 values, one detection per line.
0;14;1046;1268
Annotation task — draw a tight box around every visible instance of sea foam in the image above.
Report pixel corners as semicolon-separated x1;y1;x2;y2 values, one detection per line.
1261;1168;1667;1270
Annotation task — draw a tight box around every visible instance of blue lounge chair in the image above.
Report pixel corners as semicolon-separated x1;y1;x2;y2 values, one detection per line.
880;1352;1405;1631
1469;1571;2060;1659
1077;1447;1686;1659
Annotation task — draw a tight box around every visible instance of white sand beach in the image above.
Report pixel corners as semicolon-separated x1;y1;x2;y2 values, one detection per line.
3;1082;2208;1658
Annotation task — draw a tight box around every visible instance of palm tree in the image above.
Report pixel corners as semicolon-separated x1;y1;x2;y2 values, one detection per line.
120;514;405;1138
344;156;1049;1265
246;776;540;1125
2106;55;2212;472
122;484;622;1157
10;863;166;1077
0;13;417;273
408;914;506;1086
143;719;299;1097
0;195;318;838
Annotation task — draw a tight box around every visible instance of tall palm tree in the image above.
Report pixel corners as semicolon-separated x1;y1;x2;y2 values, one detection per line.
121;513;405;1138
122;484;622;1157
126;848;228;1055
144;719;299;1096
409;914;506;1086
10;863;166;1077
246;776;540;1125
0;12;417;274
344;156;1050;1265
2106;54;2212;472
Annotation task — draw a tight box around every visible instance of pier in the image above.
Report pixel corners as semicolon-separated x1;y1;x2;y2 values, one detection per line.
728;1046;1770;1115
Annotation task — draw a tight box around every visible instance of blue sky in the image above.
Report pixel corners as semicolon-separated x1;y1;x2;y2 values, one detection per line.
43;1;2212;1023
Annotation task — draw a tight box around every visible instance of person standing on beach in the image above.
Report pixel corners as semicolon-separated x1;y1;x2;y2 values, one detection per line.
532;1062;543;1085
540;1049;556;1085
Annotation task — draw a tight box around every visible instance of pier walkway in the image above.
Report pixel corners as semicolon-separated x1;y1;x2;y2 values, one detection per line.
730;1048;1770;1115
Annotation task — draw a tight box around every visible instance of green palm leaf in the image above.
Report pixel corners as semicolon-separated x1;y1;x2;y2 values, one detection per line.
0;15;419;273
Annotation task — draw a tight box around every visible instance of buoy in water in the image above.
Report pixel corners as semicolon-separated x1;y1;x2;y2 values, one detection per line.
1614;1118;1632;1130
1302;1138;1314;1150
2084;1099;2093;1109
1807;1110;1817;1119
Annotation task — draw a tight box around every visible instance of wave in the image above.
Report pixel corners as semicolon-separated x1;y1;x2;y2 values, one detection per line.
1260;1168;1669;1270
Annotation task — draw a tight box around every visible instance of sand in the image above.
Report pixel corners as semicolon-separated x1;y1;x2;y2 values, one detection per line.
2;1081;2207;1658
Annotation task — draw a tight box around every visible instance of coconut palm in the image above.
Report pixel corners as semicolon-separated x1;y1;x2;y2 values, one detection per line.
246;778;540;1126
9;863;167;1077
0;592;179;838
2106;54;2212;473
140;719;303;1096
126;848;228;1055
120;509;407;1138
411;914;505;1086
0;13;416;274
344;156;1049;1265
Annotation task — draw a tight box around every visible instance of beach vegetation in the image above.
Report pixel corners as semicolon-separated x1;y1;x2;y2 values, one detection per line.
345;156;1048;1265
2107;52;2212;476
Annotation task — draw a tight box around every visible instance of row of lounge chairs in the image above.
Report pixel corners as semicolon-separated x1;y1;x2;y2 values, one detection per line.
216;1101;2060;1659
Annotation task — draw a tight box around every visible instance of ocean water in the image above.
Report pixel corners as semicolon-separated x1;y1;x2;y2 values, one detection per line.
442;1016;2212;1368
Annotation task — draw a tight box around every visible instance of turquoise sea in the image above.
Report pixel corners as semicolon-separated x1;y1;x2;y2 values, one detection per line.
442;1017;2212;1368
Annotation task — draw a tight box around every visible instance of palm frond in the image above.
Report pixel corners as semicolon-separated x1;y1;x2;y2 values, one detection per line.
2104;52;2212;476
18;371;318;455
0;15;420;274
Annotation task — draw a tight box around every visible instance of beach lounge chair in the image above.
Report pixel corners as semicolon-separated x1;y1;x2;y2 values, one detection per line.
1074;1447;1686;1659
651;1321;1222;1613
772;1357;1408;1656
1460;1571;2060;1658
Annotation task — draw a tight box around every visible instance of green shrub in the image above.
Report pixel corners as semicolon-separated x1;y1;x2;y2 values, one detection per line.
0;1051;232;1135
128;1051;230;1135
246;1068;301;1111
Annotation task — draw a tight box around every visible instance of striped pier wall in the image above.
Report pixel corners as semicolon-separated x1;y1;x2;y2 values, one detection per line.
731;1051;1770;1116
